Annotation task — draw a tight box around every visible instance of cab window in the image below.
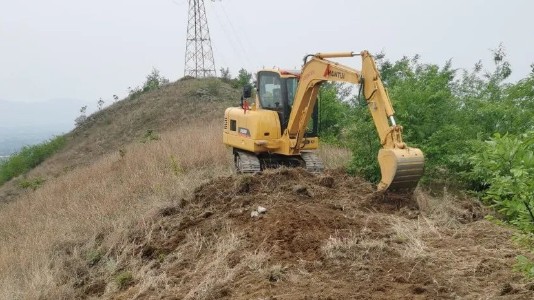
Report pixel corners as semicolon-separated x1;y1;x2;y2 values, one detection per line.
259;72;282;109
286;77;298;107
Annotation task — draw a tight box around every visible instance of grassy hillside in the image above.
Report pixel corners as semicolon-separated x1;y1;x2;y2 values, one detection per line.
0;78;532;299
0;78;238;202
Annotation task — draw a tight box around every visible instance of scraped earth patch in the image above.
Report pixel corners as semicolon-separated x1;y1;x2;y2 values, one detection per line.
68;169;534;299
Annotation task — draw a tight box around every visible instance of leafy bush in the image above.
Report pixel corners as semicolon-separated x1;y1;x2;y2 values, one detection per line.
128;68;169;99
234;68;252;88
219;67;231;82
514;255;534;278
0;136;66;185
469;132;534;231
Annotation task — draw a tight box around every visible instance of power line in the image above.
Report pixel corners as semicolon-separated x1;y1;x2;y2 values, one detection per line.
211;4;250;68
219;4;252;64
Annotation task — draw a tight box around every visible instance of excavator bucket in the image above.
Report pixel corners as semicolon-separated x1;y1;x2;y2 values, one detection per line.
377;147;424;191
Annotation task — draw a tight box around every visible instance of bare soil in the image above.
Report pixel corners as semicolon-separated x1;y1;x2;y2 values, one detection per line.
71;169;534;299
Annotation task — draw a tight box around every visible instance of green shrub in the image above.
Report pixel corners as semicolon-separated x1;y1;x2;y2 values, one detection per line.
115;271;133;289
18;177;46;190
514;255;534;278
0;136;66;185
206;78;221;96
141;129;160;143
345;46;534;187
86;249;102;266
128;68;169;99
469;132;534;231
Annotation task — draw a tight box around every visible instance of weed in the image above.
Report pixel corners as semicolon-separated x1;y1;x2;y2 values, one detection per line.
86;249;102;266
514;255;534;278
128;68;169;99
206;78;221;96
512;232;534;249
115;271;134;289
266;264;287;282
141;129;160;143
243;251;268;271
390;218;428;259
170;155;183;176
18;177;46;190
322;232;360;260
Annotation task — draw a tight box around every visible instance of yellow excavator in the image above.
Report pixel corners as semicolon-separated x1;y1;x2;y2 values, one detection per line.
222;51;424;191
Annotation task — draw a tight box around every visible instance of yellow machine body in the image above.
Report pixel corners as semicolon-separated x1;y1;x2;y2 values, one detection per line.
223;51;425;191
223;109;318;155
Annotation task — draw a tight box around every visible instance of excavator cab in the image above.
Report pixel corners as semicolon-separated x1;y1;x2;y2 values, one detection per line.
257;70;318;136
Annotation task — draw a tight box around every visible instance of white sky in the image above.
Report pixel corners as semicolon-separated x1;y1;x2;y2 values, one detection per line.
1;0;533;105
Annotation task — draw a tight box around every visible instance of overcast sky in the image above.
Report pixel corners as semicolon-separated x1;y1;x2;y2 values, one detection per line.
1;0;533;107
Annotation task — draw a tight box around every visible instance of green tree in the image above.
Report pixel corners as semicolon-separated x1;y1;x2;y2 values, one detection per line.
219;67;231;82
235;68;252;87
143;68;169;92
346;45;534;185
317;83;351;140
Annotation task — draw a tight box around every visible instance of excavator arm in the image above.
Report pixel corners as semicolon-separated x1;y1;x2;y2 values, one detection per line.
284;50;424;191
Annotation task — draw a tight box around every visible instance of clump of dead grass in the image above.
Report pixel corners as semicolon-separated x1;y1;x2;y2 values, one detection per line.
389;217;431;259
318;144;351;169
322;218;388;261
415;187;486;227
182;230;242;300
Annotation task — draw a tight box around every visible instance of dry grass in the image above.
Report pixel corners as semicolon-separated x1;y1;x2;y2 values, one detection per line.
0;112;351;298
0;119;231;299
389;217;429;259
415;187;485;228
318;144;351;169
34;79;238;177
322;218;388;261
182;229;242;300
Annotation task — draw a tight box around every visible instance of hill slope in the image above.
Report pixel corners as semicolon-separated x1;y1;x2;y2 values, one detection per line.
44;78;239;173
0;78;238;202
0;78;532;299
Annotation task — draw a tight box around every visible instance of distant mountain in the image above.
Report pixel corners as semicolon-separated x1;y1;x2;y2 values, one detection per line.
0;125;68;155
0;98;88;155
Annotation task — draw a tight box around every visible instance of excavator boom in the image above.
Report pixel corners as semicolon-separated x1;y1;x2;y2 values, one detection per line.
285;51;424;191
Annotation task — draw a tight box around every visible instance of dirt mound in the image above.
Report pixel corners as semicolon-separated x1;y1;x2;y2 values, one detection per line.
70;169;534;299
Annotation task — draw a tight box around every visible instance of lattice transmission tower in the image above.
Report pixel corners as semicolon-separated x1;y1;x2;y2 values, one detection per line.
184;0;216;77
